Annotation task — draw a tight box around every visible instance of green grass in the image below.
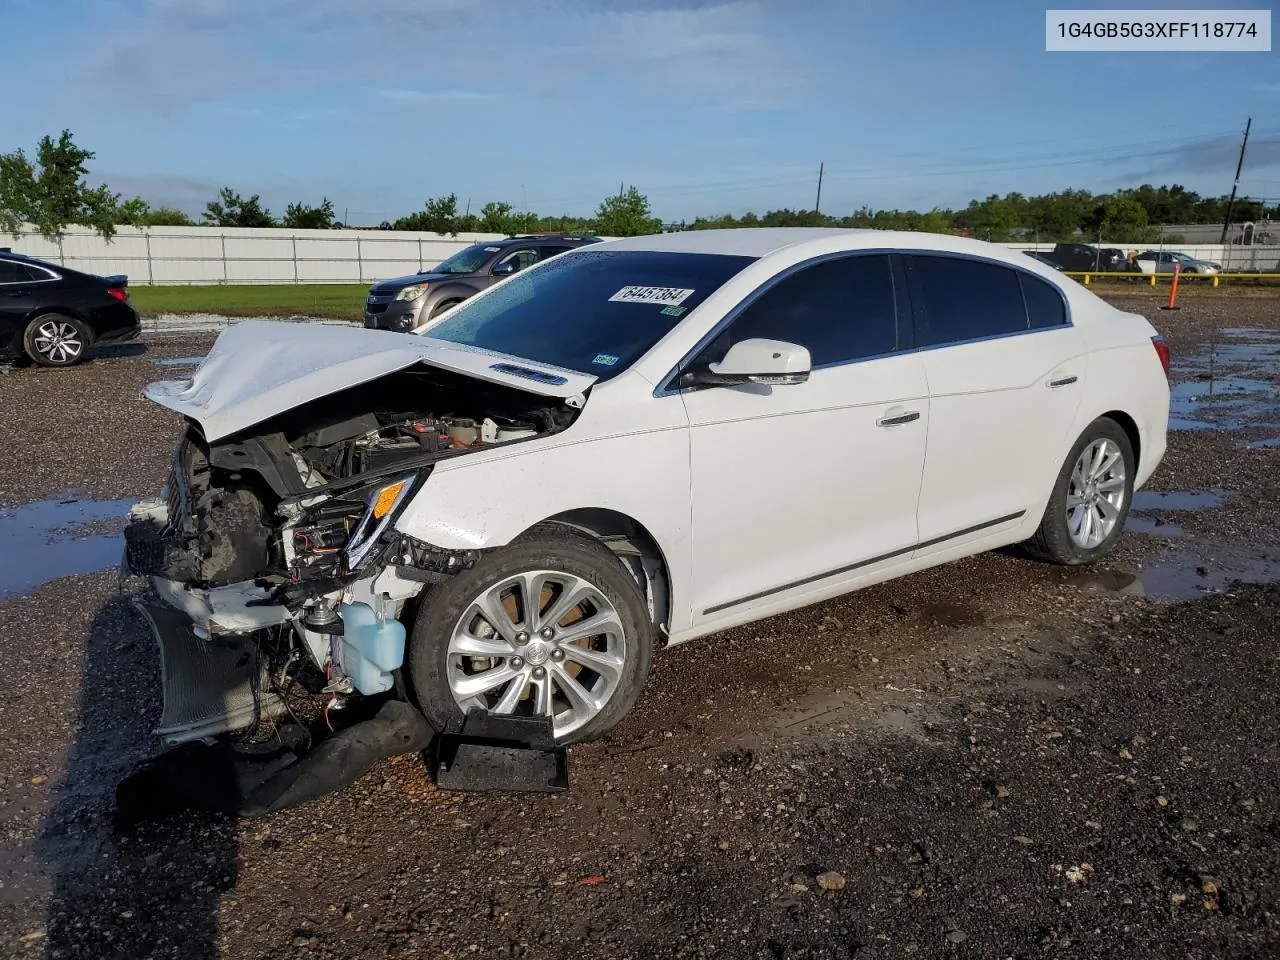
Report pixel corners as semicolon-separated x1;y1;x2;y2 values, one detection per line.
130;284;369;320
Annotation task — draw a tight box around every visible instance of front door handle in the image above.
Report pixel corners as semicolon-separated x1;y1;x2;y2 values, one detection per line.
1048;375;1078;388
877;410;921;427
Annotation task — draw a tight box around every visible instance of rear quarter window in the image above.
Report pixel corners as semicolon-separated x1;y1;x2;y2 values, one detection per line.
1019;273;1068;329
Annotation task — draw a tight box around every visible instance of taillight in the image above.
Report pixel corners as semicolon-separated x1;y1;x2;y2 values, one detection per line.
1152;336;1170;378
107;286;129;302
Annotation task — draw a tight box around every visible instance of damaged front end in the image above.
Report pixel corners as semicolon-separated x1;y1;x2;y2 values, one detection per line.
123;358;581;745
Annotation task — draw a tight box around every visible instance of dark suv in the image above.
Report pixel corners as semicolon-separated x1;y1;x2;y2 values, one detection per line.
0;250;141;367
363;234;601;331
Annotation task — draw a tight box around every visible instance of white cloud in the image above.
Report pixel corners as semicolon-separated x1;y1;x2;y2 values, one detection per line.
375;89;491;103
82;0;807;113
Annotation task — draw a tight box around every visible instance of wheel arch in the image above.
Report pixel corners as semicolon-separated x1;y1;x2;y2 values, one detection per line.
1097;409;1141;472
532;508;673;642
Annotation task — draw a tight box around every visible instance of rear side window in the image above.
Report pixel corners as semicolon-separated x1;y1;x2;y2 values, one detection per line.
709;254;899;366
0;260;28;283
1020;273;1068;329
908;255;1027;346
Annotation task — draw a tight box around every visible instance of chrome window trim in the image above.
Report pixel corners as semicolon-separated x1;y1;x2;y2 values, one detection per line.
0;258;61;285
652;247;1075;399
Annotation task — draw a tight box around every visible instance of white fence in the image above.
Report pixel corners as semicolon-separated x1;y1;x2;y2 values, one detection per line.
4;225;1278;285
4;225;514;285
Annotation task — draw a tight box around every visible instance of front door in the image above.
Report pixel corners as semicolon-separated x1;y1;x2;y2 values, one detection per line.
681;253;930;626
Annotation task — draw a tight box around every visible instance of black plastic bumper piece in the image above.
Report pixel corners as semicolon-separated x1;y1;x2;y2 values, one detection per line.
433;710;569;794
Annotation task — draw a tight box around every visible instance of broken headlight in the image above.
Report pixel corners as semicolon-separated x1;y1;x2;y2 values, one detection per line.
286;474;417;580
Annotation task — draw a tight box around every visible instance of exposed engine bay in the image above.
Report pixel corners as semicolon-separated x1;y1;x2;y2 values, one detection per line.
123;363;582;745
129;365;577;589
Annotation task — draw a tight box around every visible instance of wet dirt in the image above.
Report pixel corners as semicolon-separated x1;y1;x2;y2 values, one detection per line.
151;355;206;367
1167;327;1280;434
1131;489;1225;512
1;298;1280;958
0;490;134;600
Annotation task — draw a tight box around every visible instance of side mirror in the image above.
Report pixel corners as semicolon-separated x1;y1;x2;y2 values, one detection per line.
492;262;516;276
680;338;811;389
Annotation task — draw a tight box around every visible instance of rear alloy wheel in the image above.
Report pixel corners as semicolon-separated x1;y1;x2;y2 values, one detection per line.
1023;417;1135;565
24;314;91;367
407;526;653;743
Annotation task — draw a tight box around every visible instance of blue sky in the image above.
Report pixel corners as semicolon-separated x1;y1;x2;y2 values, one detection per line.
3;0;1277;224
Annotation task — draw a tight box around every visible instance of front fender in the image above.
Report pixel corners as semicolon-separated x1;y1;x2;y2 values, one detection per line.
393;416;694;632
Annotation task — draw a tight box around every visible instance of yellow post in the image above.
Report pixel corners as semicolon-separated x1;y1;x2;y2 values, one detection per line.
1150;273;1156;287
1083;273;1091;286
1213;275;1220;288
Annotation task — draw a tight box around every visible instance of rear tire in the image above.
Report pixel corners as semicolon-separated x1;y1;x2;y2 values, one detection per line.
24;314;92;367
406;524;654;744
1023;417;1135;566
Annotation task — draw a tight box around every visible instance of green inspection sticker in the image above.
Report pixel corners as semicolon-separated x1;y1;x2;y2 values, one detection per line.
660;305;686;317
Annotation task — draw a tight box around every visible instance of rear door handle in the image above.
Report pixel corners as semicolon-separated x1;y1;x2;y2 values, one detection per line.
1048;375;1078;388
6;290;30;298
877;410;921;427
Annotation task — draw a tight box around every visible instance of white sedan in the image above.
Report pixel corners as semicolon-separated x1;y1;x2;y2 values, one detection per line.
126;228;1171;747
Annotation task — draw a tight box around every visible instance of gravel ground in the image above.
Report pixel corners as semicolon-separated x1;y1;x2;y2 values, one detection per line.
1;297;1278;959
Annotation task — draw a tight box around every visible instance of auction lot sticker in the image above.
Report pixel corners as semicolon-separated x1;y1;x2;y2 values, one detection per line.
1046;9;1271;51
609;286;695;306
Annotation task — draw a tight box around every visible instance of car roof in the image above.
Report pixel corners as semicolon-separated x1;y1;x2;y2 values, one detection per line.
592;227;1053;265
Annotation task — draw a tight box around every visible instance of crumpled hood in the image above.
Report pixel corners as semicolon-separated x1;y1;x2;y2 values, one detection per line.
144;320;595;442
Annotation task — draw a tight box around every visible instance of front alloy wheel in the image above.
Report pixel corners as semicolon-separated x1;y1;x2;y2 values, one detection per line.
447;571;628;740
408;525;653;744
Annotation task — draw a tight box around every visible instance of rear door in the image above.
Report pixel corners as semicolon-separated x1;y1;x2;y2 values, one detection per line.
905;254;1088;552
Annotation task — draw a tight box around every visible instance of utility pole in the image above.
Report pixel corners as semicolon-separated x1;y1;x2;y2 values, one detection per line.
815;162;824;215
1220;117;1251;244
618;181;625;199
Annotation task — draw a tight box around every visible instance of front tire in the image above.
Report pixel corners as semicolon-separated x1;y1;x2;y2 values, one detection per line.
406;525;654;744
24;314;92;367
430;298;464;319
1024;417;1135;565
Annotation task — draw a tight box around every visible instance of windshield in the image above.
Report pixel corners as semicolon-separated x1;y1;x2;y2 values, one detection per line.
431;243;500;275
418;249;756;380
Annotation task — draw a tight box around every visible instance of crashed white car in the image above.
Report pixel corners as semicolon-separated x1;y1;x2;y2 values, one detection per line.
124;228;1171;746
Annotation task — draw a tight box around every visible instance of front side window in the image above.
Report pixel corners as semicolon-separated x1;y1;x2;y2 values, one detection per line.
420;249;755;381
700;254;899;367
496;248;540;273
907;255;1028;346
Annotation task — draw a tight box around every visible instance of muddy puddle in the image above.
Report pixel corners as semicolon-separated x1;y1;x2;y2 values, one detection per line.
1169;328;1280;433
1070;484;1279;599
0;490;135;601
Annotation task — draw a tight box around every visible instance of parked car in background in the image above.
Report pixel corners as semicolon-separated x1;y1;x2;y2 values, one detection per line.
1021;243;1142;273
1135;251;1221;275
0;251;140;367
363;234;602;332
125;228;1170;754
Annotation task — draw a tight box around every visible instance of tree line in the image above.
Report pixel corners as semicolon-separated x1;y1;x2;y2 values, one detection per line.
2;130;1275;243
